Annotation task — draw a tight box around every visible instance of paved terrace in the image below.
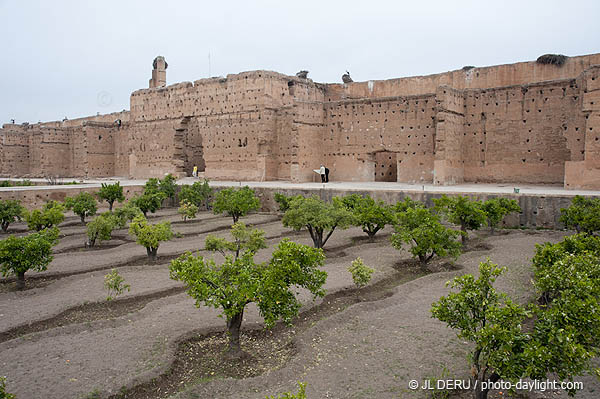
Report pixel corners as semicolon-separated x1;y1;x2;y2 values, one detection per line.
1;177;600;197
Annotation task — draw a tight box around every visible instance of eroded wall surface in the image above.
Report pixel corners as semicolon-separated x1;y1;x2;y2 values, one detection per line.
2;54;600;188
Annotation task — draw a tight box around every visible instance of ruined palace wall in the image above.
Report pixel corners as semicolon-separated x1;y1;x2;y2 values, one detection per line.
323;94;437;182
461;79;584;184
433;86;465;185
325;53;600;100
0;126;30;176
38;111;130;129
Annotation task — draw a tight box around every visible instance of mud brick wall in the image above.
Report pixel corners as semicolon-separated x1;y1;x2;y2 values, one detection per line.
433;86;465;185
0;125;30;176
323;94;437;182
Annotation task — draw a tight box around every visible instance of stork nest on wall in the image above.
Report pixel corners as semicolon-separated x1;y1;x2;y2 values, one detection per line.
462;66;475;71
536;54;568;66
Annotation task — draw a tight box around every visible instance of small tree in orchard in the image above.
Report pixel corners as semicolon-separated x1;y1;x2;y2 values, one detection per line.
130;191;166;218
266;382;307;399
481;197;521;233
178;200;199;222
179;179;213;209
86;213;118;247
434;195;487;244
391;206;461;265
169;223;327;357
0;199;25;233
335;194;395;241
348;257;375;289
213;186;261;223
104;269;130;301
24;200;65;231
159;174;178;206
97;182;125;211
65;192;98;223
0;227;59;289
112;201;143;228
129;215;173;261
393;197;423;213
431;260;529;399
274;193;303;213
0;376;15;399
559;195;600;234
282;196;355;249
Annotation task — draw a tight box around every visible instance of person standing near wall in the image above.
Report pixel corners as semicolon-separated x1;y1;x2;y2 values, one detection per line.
319;165;326;183
325;166;330;182
192;165;198;177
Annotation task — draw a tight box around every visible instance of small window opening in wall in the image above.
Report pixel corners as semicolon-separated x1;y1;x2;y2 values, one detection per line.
98;135;102;140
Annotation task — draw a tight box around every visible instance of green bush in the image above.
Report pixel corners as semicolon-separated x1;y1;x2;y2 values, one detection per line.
433;195;486;244
282;196;355;249
170;224;326;357
0;200;25;233
97;182;125;211
481;198;521;233
0;376;15;399
391;206;461;265
65;192;98;223
213;186;260;223
112;202;143;229
24;201;65;231
104;269;130;301
0;227;59;289
178;179;212;209
274;192;303;213
178;200;198;222
266;382;307;399
129;215;173;261
559;195;600;234
87;213;118;247
335;194;394;241
159;174;178;205
130;191;166;218
348;257;375;288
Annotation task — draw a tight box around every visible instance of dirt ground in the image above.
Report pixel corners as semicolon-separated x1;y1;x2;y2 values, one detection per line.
0;209;598;399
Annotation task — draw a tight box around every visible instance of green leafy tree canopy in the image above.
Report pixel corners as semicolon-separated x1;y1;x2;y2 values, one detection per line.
0;199;25;233
128;215;173;260
179;179;213;209
87;213;118;247
334;194;394;241
24;200;65;231
170;223;327;356
213;186;261;223
0;227;59;289
391;206;461;265
481;198;521;233
97;182;125;211
65;192;98;223
283;196;355;249
559;195;600;234
434;195;487;244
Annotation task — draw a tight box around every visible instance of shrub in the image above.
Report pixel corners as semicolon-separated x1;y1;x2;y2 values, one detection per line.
87;213;118;247
274;192;302;213
0;376;15;399
393;197;423;213
170;224;327;357
0;200;25;233
129;215;173;261
0;227;59;289
112;202;143;228
130;191;166;218
266;382;307;399
24;201;65;231
282;196;355;249
179;179;212;209
178;200;199;222
348;257;375;288
559;195;600;234
481;197;521;233
159;174;178;205
213;186;260;223
65;192;98;223
104;269;130;301
97;182;125;211
335;194;394;241
391;206;461;265
433;195;486;244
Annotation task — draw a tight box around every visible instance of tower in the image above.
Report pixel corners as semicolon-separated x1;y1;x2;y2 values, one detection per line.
149;56;167;88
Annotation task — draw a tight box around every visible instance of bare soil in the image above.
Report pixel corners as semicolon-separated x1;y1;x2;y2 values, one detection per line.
0;210;597;399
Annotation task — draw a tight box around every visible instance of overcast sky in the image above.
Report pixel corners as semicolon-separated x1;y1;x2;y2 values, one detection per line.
1;0;599;124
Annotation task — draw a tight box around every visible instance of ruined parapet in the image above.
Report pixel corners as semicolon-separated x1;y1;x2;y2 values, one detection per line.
149;56;168;88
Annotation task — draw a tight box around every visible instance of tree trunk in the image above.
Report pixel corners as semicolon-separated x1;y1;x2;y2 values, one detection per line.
16;271;25;290
461;223;468;244
108;201;114;211
1;222;8;233
227;310;244;357
232;214;239;224
80;214;86;224
314;228;323;248
147;247;158;261
87;237;96;248
367;230;377;242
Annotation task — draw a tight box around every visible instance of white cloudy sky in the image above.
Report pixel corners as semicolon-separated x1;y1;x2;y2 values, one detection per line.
1;0;599;124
